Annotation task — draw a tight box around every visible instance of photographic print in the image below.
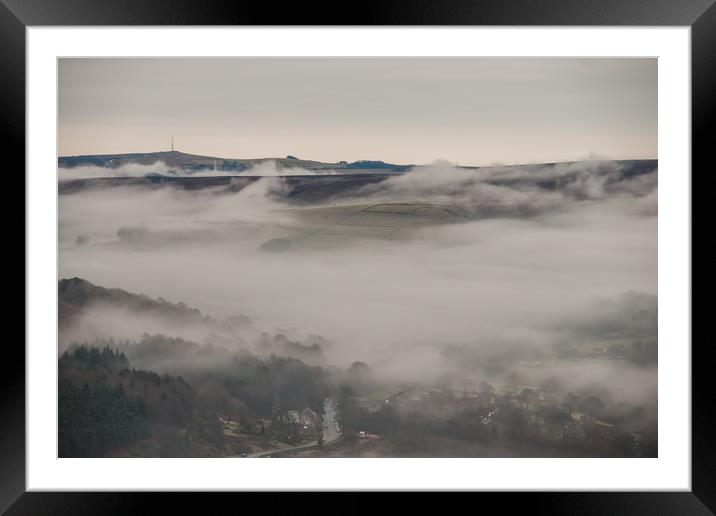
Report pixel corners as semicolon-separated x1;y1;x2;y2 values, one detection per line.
57;57;657;459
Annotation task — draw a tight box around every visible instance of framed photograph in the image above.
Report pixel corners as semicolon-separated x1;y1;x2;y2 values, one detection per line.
7;0;713;512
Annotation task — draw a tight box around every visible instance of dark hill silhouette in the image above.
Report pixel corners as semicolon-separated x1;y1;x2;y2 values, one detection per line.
58;277;213;327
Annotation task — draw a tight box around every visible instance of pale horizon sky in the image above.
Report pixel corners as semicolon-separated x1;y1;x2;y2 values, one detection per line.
58;57;657;166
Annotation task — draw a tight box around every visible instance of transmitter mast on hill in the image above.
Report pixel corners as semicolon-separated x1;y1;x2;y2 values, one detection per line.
171;136;174;152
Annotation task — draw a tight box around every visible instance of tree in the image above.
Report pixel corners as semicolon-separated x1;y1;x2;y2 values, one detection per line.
562;392;579;412
519;388;536;411
346;361;374;390
58;379;150;457
479;382;495;396
539;376;562;394
539;405;571;429
579;396;605;419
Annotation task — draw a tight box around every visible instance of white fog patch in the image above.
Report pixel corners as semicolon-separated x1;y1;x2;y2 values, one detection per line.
58;161;174;181
58;159;343;182
356;160;656;217
244;160;337;176
58;159;657;409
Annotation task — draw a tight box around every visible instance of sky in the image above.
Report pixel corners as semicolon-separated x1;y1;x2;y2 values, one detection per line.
58;57;657;166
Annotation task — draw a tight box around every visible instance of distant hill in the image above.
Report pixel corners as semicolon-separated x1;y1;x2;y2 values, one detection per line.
58;159;658;205
58;150;410;172
58;277;215;329
344;160;410;171
58;278;329;365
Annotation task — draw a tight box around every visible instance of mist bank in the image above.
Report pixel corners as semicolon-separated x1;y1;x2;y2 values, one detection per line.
58;290;657;458
59;159;657;353
58;157;656;208
58;276;657;457
58;158;658;448
58;273;657;419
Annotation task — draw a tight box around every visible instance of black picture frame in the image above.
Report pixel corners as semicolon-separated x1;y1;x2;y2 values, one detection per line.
5;0;713;513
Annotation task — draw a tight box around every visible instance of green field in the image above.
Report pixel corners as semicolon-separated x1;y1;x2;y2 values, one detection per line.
281;202;466;247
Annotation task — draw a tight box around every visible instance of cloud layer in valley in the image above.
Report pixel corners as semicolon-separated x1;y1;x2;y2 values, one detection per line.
58;160;658;413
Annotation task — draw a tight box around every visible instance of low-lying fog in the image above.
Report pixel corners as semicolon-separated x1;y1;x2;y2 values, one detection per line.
58;160;657;412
